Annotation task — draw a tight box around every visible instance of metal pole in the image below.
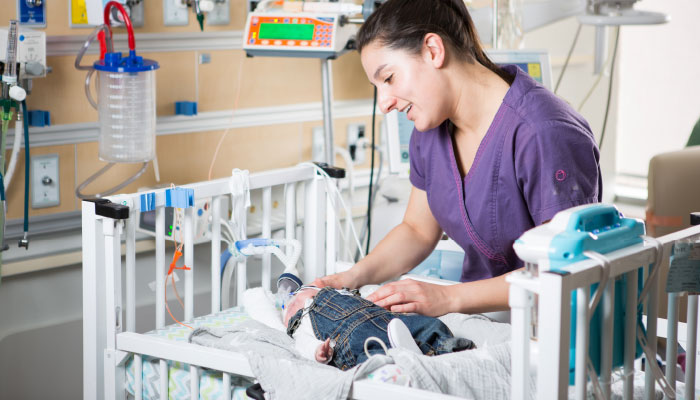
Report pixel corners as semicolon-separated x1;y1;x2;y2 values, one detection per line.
321;58;334;165
492;0;498;48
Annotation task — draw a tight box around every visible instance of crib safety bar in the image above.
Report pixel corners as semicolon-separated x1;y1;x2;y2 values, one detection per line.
82;165;339;400
508;224;700;400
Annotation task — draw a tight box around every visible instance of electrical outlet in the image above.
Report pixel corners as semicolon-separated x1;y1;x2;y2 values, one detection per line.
31;154;60;209
312;126;325;163
206;0;230;25
163;0;189;26
347;123;366;164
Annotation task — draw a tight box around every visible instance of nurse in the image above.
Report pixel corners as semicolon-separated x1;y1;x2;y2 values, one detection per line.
313;0;602;316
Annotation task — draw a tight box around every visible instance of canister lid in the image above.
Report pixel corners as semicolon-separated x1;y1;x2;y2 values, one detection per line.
94;50;159;72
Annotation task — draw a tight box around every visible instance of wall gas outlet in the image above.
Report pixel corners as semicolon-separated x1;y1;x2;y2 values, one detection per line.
207;0;230;25
31;154;60;209
347;123;366;164
163;0;189;26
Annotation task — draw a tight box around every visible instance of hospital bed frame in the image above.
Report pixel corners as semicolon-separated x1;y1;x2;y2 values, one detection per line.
508;223;700;400
82;165;460;400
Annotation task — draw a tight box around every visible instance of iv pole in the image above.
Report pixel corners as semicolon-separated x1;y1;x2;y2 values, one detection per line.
321;59;334;165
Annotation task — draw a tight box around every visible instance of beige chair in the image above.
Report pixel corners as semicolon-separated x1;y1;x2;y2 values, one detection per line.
646;146;700;237
647;146;700;322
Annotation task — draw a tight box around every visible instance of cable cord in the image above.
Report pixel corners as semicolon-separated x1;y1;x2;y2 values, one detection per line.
298;162;365;260
335;146;355;261
207;55;245;180
21;100;29;236
355;144;383;262
365;87;377;255
598;26;620;151
554;23;582;95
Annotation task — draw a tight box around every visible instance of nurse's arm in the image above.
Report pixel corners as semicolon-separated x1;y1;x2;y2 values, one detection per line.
314;186;442;288
368;268;518;316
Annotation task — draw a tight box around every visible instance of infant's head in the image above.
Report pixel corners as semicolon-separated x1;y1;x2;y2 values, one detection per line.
283;288;317;327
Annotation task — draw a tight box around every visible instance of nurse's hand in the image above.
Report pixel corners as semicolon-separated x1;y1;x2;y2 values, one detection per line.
311;269;360;289
366;279;453;317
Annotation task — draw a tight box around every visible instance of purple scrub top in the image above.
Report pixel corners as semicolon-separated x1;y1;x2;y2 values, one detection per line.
409;65;602;282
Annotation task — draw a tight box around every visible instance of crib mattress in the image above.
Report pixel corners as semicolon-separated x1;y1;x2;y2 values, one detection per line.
125;307;254;400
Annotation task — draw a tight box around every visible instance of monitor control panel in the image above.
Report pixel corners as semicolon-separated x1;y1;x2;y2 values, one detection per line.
243;12;357;58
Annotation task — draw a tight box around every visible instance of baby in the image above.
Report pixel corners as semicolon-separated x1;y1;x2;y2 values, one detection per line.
284;286;475;370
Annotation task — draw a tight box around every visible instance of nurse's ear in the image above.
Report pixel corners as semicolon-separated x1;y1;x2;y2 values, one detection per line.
422;33;447;69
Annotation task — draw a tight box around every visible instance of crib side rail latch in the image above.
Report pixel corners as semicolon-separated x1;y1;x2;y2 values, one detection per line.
84;198;129;220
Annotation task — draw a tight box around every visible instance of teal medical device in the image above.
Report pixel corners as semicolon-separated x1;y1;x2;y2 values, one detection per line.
514;204;646;384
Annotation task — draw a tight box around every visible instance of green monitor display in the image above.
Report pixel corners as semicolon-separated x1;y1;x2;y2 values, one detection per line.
258;23;315;41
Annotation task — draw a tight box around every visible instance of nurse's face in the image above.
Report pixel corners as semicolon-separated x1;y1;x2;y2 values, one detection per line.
360;40;450;132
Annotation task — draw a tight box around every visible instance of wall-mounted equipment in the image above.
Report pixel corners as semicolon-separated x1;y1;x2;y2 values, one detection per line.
31;154;60;209
163;0;189;26
0;26;47;80
71;0;144;28
17;0;47;27
163;0;230;29
0;20;37;277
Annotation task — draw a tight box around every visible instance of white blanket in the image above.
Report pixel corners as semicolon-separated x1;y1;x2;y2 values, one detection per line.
189;305;527;400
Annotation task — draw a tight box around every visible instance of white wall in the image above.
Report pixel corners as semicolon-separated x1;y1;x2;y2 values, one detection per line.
616;0;700;177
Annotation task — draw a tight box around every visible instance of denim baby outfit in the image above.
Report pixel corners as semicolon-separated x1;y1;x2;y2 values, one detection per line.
286;287;475;370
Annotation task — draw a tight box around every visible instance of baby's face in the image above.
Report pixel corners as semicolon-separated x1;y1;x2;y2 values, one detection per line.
284;288;317;327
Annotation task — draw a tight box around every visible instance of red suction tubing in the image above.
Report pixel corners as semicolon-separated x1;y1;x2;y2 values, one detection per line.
103;1;136;51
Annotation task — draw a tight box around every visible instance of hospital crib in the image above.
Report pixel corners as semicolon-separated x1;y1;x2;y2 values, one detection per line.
82;165;460;400
508;214;700;399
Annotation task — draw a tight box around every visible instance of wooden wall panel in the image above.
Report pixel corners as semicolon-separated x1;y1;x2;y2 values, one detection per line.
144;51;198;116
29;55;100;125
197;50;240;112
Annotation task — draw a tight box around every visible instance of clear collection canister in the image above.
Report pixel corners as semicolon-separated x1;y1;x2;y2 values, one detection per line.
92;51;159;163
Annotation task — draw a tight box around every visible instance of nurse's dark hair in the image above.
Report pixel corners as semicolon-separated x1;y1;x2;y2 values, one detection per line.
357;0;512;84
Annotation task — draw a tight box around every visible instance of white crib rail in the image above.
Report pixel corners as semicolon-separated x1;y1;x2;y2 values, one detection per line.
82;165;337;400
508;224;700;400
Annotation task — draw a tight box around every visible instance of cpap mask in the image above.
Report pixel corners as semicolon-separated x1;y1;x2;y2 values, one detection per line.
228;238;304;310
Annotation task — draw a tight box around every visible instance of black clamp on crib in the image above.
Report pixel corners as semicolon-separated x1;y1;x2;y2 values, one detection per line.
313;162;346;179
84;198;130;220
691;212;700;226
245;383;266;400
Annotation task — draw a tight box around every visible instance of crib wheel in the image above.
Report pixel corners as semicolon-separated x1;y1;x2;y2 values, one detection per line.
246;382;266;400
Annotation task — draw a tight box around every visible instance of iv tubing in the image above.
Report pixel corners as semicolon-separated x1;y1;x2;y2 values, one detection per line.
75;161;149;199
103;1;135;51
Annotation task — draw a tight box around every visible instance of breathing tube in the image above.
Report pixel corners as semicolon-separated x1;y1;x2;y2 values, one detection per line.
228;238;303;308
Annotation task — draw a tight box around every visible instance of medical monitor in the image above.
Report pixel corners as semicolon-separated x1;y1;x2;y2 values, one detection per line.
385;49;552;176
